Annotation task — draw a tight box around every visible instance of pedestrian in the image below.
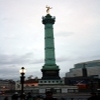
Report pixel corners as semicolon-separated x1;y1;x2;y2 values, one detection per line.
11;92;19;100
36;95;44;100
4;96;9;100
20;93;26;100
97;92;100;100
43;91;58;100
87;92;99;100
61;97;65;100
26;92;33;100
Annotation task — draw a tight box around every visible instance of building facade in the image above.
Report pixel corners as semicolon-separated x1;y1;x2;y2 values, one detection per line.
66;60;100;77
0;79;15;92
15;79;78;93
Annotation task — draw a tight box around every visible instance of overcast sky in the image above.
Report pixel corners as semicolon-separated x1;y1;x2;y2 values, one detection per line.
0;0;100;80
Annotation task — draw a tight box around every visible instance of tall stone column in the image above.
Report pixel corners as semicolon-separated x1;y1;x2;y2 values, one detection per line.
41;14;60;80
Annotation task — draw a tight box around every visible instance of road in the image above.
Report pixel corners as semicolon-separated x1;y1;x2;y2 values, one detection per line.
0;94;89;100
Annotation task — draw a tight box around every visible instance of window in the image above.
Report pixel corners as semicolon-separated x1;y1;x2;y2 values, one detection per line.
17;84;20;88
44;81;47;83
56;81;58;83
39;81;42;83
52;81;54;83
48;81;50;83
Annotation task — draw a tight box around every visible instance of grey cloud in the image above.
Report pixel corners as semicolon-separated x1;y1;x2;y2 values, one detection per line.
0;65;19;80
57;54;100;64
66;55;100;67
56;31;74;37
0;64;42;80
0;52;44;65
30;59;44;64
1;17;14;21
56;57;73;62
76;55;100;62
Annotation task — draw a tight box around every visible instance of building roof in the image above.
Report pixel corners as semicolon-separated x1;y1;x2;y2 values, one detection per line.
24;79;38;84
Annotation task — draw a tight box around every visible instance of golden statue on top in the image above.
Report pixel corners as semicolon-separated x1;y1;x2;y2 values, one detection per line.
46;5;52;14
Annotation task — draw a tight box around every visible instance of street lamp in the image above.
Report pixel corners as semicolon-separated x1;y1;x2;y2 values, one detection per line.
20;67;26;99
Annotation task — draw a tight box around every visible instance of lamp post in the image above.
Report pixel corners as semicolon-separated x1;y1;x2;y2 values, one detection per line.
20;67;26;100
